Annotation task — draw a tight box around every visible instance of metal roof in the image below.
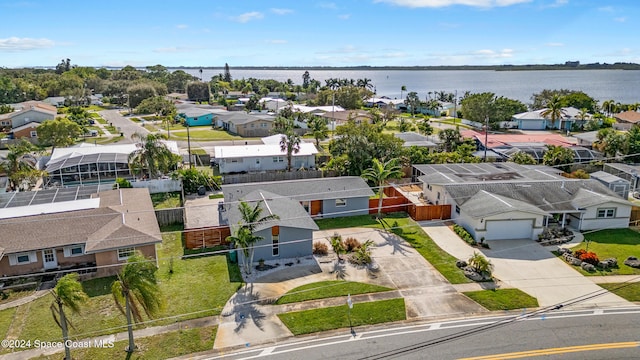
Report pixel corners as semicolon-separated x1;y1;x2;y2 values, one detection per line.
0;185;111;209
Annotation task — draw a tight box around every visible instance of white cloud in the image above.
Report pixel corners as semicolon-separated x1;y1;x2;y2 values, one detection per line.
270;8;293;15
176;24;188;29
232;11;264;23
545;42;564;47
471;48;514;58
597;6;614;12
0;37;54;51
153;46;198;53
318;2;338;9
614;17;626;23
267;39;288;44
373;0;530;8
338;14;351;20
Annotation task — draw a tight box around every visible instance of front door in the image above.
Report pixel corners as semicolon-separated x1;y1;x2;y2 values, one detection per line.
42;249;58;270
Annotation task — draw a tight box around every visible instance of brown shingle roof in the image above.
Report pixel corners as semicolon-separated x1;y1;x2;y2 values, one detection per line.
0;188;161;255
615;111;640;124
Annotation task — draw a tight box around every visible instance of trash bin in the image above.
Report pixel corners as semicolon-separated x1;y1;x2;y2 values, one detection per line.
229;249;237;263
197;185;206;196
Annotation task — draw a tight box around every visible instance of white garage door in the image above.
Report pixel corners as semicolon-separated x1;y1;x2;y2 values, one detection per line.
520;120;546;130
485;220;532;240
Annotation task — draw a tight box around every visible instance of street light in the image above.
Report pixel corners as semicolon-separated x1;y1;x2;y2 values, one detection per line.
484;116;489;162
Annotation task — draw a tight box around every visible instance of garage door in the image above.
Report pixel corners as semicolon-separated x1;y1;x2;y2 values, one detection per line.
485;220;532;240
520;120;546;130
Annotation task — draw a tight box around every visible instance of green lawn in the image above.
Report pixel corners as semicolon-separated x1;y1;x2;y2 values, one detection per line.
275;281;393;304
598;283;640;302
168;128;245;141
572;229;640;276
278;298;406;335
463;289;539;310
0;307;16;342
0;231;242;345
315;213;470;284
151;192;182;209
35;326;217;360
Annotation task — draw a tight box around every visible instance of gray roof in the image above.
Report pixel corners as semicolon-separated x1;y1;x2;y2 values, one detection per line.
573;131;599;143
445;179;631;214
218;112;275;125
0;188;162;255
222;176;374;202
590;171;629;185
415;163;564;185
180;108;215;118
603;163;640;177
0;185;110;208
224;189;318;232
394;132;437;148
462;190;550;218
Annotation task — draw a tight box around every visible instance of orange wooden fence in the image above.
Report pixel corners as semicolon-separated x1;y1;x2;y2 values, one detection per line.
184;226;231;249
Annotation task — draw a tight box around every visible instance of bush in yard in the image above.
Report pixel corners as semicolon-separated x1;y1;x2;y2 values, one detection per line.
330;233;346;261
578;251;599;266
113;177;132;189
313;242;328;256
349;240;374;265
573;249;587;258
344;237;361;252
453;225;477;246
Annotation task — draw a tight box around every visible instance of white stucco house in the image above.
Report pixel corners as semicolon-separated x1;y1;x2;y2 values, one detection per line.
413;163;633;241
214;141;318;174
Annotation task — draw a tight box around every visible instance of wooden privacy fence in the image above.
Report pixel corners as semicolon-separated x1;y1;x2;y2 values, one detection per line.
184;226;231;249
368;196;408;214
409;204;451;221
630;206;640;224
155;208;184;227
372;184;452;221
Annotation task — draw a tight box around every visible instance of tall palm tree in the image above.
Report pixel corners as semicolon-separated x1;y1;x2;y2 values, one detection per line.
308;116;329;149
230;200;280;274
542;145;575;172
51;273;88;360
0;139;44;191
361;158;403;217
400;85;406;101
541;95;566;130
128;132;178;179
112;252;162;353
280;130;301;171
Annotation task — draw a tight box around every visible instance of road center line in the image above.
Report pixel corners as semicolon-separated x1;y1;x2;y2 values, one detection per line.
458;341;640;360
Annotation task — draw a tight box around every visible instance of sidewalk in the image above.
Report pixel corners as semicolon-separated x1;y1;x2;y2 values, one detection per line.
0;290;49;312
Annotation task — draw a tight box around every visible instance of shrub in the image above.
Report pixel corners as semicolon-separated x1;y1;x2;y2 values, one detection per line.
313;242;328;256
113;177;132;189
329;233;346;260
578;251;599;266
573;249;587;258
453;225;477;246
344;237;361;252
349;240;374;265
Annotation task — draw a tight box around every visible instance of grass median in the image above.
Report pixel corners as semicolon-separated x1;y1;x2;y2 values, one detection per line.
463;289;539;310
598;283;640;301
275;281;393;304
278;298;406;335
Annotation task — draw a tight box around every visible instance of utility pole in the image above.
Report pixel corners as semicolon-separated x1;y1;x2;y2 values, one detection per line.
186;122;193;168
484;116;489;162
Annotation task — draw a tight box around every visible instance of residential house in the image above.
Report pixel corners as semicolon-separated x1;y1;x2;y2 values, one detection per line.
222;176;374;219
42;97;66;108
394;132;438;151
0;187;162;278
365;97;404;108
319;110;373;129
590;171;630;199
260;98;289;112
0;101;57;136
223;189;319;263
218;112;276;137
613;111;640;130
413;163;633;241
178;108;215;126
512;107;589;130
573;131;599;149
11;122;40;139
213;142;317;174
602;163;640;191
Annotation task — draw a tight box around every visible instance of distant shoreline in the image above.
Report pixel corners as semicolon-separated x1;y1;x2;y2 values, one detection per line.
161;63;640;71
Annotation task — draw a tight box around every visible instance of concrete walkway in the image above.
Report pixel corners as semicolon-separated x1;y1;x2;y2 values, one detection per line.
419;222;633;309
213;227;488;350
0;290;49;311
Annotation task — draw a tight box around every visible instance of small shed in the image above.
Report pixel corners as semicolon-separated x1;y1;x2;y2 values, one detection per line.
590;171;630;199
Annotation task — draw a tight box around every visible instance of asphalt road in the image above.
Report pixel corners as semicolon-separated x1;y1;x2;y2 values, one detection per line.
98;109;149;143
195;307;640;360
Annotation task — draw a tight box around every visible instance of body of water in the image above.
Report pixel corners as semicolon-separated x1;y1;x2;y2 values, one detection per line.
174;68;640;106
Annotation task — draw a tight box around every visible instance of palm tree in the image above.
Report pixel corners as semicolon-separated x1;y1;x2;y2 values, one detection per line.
308;116;329;149
112;252;162;353
509;151;537;165
468;252;493;276
601;99;613;116
0;139;44;191
361;158;403;217
400;85;406;100
230;200;280;274
542;145;575;172
280;130;301;171
51;273;88;360
541;95;566;130
128;132;178;179
438;128;462;152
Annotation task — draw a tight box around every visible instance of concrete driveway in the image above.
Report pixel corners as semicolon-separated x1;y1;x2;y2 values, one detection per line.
213;227;487;349
420;223;631;308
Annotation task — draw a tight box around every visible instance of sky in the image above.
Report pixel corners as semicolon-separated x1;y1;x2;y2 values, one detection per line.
0;0;638;68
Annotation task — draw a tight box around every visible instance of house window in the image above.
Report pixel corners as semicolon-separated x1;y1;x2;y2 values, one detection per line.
596;208;616;218
272;234;279;256
437;192;441;200
9;252;36;266
261;123;268;128
455;205;460;214
256;159;260;164
273;157;283;163
251;123;255;128
30;131;37;138
335;198;347;207
64;245;85;257
118;247;135;260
